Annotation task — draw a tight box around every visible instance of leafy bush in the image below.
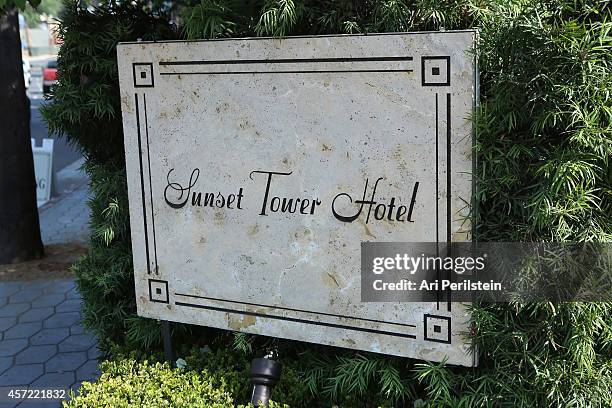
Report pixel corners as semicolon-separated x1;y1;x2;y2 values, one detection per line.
45;0;611;407
62;358;248;408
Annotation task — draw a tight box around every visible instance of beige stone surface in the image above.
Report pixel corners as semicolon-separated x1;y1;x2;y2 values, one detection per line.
117;32;477;366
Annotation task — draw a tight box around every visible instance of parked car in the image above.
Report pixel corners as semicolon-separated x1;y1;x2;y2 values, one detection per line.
43;59;58;94
22;59;31;89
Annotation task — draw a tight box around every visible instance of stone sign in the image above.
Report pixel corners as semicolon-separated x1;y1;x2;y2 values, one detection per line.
117;31;477;366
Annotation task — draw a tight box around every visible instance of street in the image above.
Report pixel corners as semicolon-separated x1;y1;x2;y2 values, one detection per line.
27;57;81;172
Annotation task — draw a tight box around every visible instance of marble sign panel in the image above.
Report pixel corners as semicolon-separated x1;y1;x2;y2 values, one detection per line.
117;31;477;366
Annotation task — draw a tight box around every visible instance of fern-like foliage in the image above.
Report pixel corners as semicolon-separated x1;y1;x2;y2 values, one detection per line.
255;0;301;36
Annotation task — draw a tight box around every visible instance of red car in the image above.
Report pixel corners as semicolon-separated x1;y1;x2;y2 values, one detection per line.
43;59;57;94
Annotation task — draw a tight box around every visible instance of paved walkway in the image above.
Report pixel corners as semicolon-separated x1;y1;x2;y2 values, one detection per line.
0;159;96;407
0;280;99;408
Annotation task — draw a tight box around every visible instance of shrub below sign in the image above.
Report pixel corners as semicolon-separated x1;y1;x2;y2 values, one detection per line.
65;359;236;408
65;347;317;408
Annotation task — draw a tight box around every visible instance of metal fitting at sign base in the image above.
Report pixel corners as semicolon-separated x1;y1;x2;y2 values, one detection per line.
250;357;282;407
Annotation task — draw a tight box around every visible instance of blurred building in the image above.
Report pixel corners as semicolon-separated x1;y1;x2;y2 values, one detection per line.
19;14;61;57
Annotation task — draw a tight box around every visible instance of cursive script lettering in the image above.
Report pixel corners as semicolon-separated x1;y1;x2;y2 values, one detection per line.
332;178;419;224
164;168;199;209
164;168;244;210
250;170;322;216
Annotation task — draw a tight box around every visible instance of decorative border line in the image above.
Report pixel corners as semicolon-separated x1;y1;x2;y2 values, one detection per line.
435;94;440;309
175;292;417;329
135;94;151;275
160;69;414;75
135;93;159;275
446;93;452;312
434;92;453;312
159;56;414;75
175;300;417;339
446;93;452;246
143;94;159;274
159;56;414;66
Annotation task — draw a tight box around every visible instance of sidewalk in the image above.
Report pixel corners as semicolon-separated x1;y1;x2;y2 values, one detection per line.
39;159;90;245
0;280;99;407
0;159;98;408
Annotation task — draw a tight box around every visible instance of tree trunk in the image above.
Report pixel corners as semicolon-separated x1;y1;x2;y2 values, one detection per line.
0;8;44;264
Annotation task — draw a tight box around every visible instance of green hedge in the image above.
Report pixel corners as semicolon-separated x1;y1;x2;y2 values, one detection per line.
63;355;291;408
44;0;612;406
64;359;236;408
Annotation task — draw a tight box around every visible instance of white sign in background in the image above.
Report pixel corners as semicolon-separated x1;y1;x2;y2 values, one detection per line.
118;32;477;366
32;138;54;207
